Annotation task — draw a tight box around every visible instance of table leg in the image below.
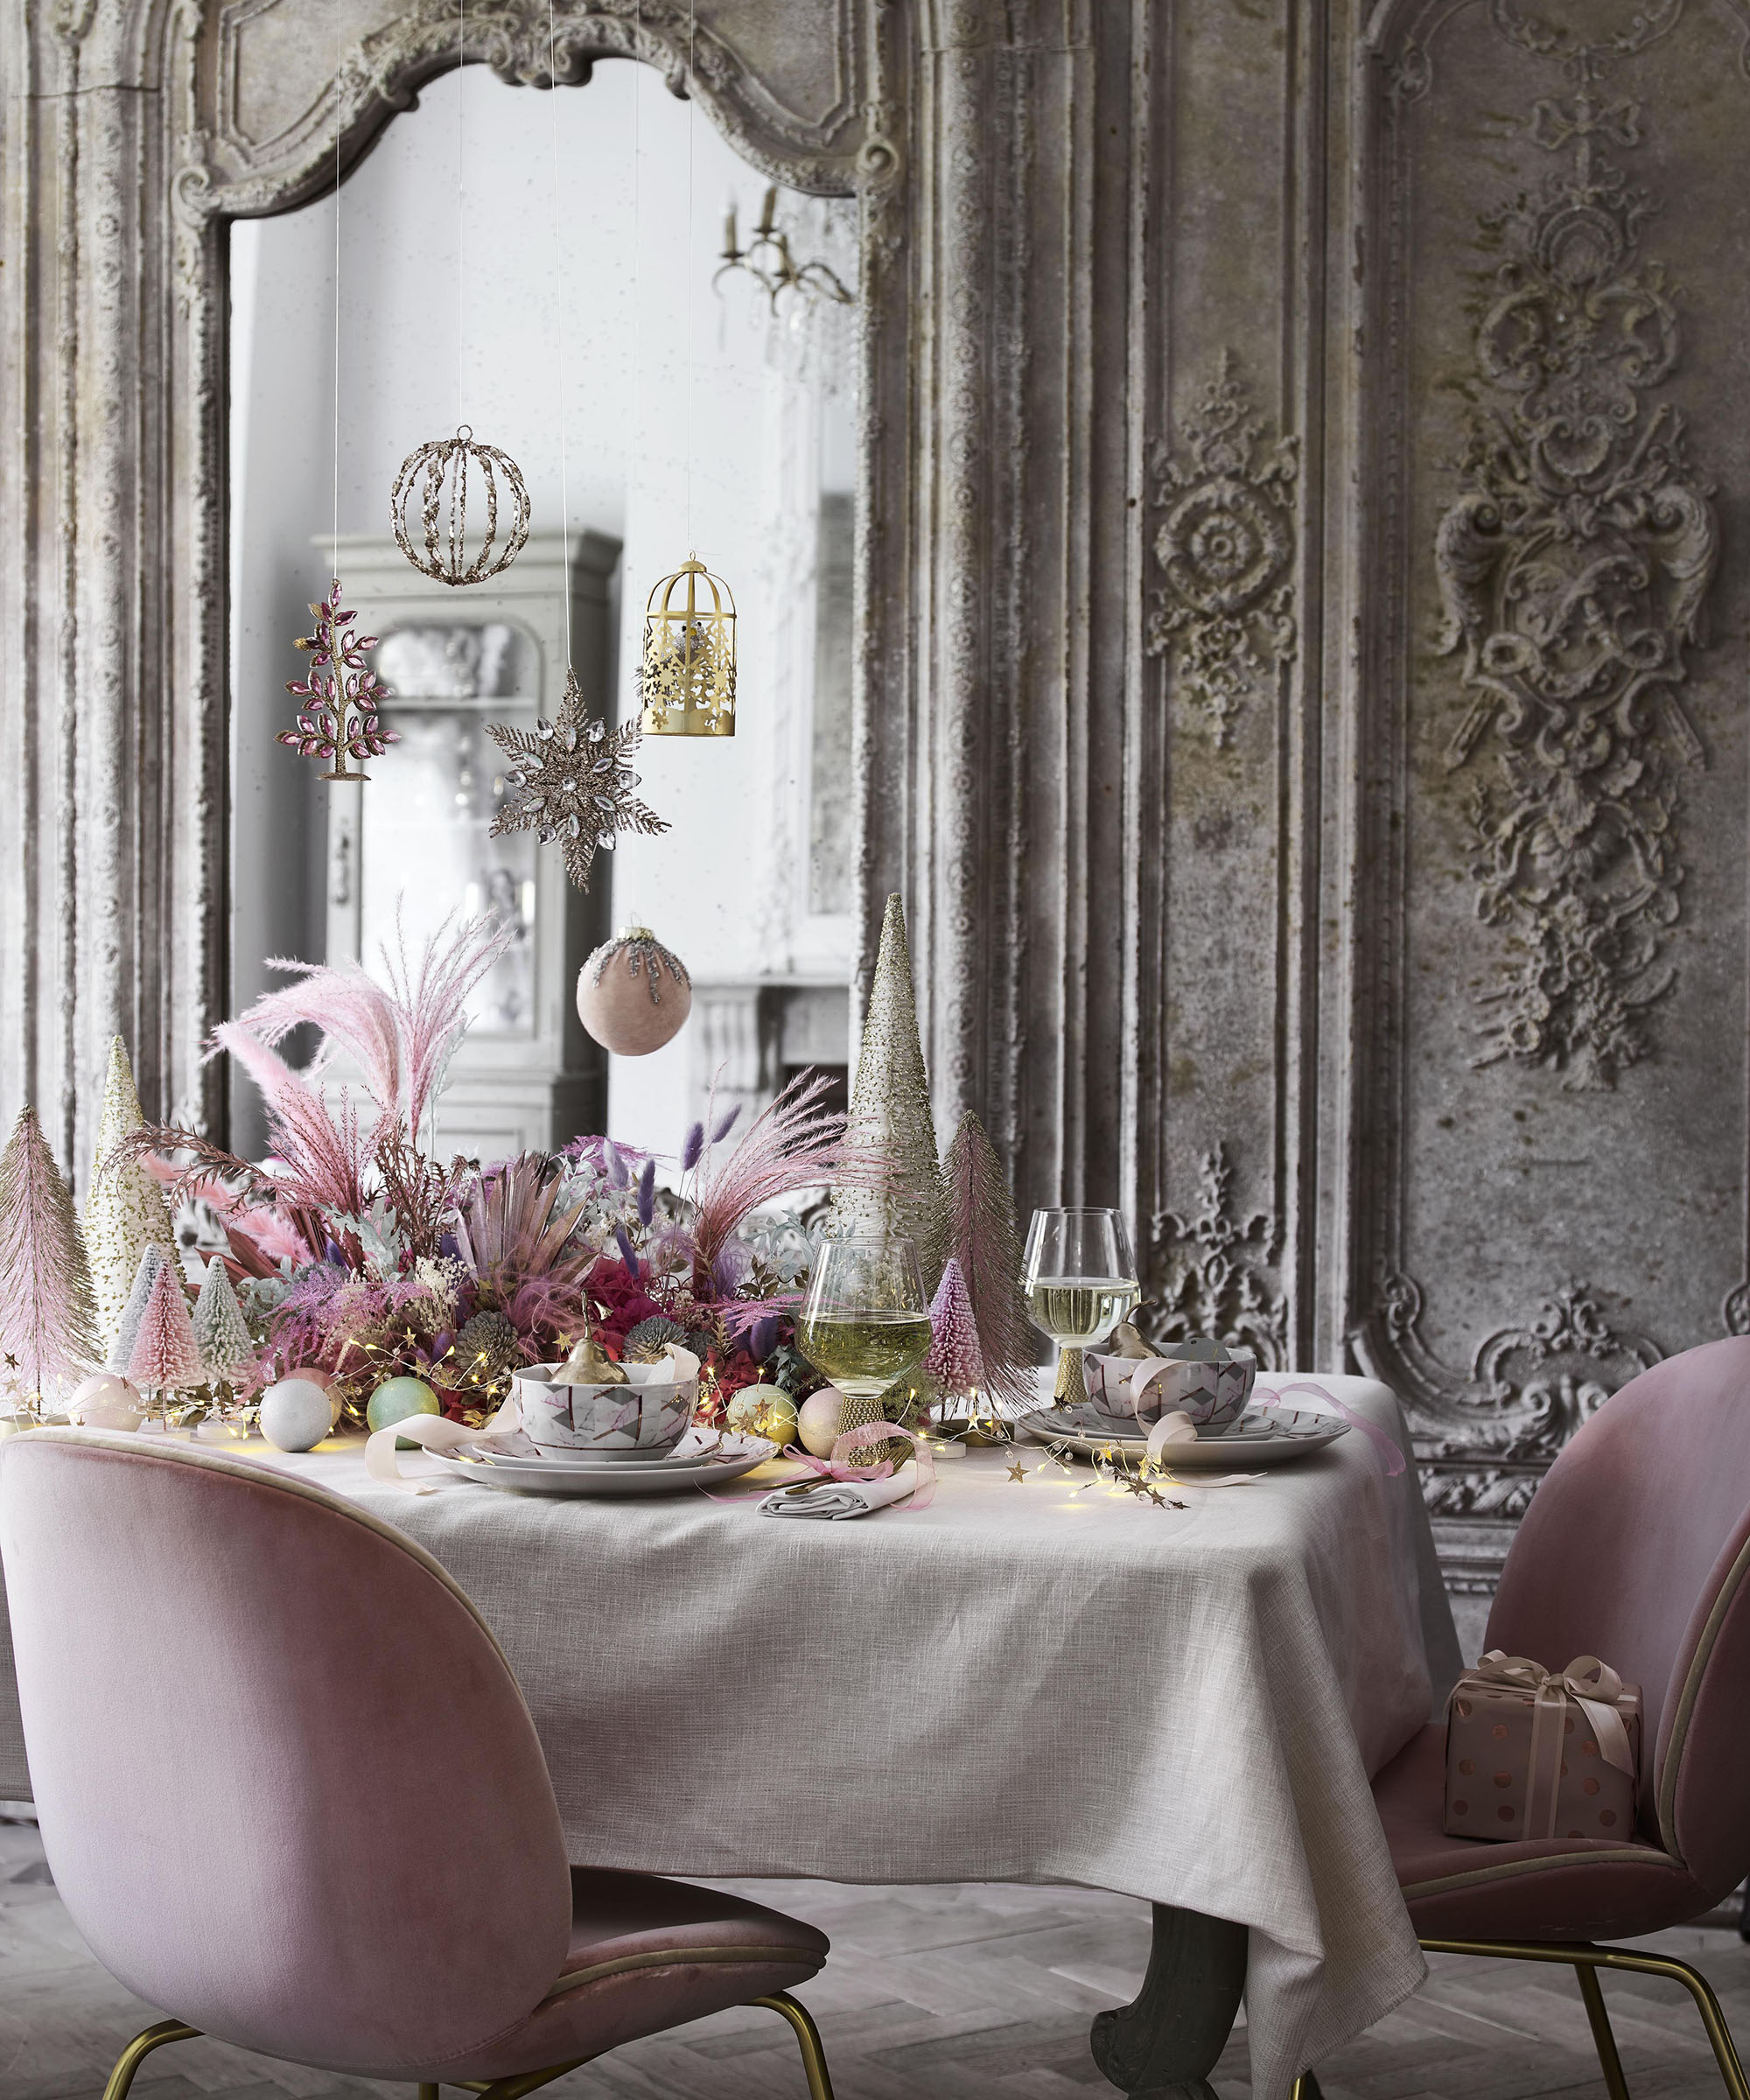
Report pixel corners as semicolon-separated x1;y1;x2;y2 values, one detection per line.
1089;1902;1249;2100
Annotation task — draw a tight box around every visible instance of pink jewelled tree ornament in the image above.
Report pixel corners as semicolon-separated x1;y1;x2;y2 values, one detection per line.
279;579;398;782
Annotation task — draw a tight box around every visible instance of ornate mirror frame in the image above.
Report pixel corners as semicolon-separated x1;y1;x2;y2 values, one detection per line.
0;0;919;1175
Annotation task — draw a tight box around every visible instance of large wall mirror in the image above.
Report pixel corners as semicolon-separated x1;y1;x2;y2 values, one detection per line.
228;52;858;1162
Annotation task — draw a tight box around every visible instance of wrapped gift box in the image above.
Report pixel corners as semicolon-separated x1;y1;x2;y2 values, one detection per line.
1444;1652;1641;1843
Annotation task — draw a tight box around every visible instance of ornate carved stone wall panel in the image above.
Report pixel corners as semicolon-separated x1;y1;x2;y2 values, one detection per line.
1126;0;1327;1369
1348;0;1750;1527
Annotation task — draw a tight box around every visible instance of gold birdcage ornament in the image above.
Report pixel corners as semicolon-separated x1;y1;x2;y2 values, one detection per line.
637;556;737;738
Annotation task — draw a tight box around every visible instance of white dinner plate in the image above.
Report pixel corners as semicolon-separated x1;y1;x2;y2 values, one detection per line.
1017;1402;1348;1467
431;1430;777;1497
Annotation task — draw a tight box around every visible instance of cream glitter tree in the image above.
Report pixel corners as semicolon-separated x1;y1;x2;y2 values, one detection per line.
832;893;950;1294
83;1037;177;1356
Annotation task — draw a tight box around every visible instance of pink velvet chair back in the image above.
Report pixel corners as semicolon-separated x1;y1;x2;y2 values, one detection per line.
0;1430;573;2076
1486;1337;1750;1887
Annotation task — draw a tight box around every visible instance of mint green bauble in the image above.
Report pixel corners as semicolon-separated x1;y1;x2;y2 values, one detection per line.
366;1376;441;1448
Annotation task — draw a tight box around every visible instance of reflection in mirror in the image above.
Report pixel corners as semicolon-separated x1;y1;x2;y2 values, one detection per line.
228;57;856;1160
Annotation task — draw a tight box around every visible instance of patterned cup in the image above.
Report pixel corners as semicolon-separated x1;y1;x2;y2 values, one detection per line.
512;1348;700;1460
1084;1340;1255;1433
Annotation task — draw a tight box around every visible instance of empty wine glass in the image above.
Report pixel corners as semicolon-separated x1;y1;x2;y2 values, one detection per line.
1023;1208;1140;1409
796;1234;932;1460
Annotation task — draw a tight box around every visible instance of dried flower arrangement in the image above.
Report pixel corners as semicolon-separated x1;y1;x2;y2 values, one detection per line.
110;914;878;1431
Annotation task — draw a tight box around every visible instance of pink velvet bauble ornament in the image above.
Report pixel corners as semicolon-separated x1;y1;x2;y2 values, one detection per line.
576;927;691;1056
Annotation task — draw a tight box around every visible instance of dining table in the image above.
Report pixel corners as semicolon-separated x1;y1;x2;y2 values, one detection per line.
0;1370;1461;2100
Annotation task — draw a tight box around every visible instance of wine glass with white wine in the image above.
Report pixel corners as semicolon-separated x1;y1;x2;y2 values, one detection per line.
795;1234;933;1463
1023;1208;1140;1409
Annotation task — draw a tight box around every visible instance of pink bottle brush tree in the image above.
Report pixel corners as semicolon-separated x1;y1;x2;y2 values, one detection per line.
127;1260;205;1419
925;1257;987;1407
0;1106;102;1418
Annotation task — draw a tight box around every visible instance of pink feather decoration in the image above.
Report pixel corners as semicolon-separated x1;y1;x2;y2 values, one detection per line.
377;910;519;1139
208;1024;370;1217
234;961;402;1120
687;1068;886;1289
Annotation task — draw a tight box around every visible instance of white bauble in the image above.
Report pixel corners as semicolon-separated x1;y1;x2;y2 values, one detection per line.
796;1388;846;1458
258;1377;333;1453
67;1374;144;1432
288;1364;343;1425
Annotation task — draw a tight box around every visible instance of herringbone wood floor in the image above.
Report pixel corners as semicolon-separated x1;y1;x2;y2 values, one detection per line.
2;1815;1745;2100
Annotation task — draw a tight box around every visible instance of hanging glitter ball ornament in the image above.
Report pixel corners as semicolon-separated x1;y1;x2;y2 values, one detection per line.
486;668;669;891
576;927;692;1055
637;556;738;737
390;424;532;586
278;580;398;781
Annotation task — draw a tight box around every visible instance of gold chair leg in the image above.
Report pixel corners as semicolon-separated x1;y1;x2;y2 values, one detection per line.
1288;2075;1322;2100
1576;1964;1631;2100
101;2020;200;2100
1420;1937;1750;2100
418;2087;441;2099
753;1991;836;2100
475;2063;588;2100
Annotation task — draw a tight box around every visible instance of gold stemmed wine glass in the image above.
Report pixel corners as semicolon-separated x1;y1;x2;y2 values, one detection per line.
1022;1208;1140;1409
795;1234;933;1463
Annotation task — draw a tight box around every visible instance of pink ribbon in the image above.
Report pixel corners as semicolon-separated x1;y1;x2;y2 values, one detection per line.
1264;1380;1407;1476
766;1418;936;1509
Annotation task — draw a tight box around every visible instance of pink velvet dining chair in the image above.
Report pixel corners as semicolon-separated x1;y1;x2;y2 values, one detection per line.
0;1427;836;2100
1333;1337;1750;2100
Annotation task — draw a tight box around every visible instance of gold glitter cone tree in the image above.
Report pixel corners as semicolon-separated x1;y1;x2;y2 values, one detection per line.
831;893;950;1296
83;1037;178;1357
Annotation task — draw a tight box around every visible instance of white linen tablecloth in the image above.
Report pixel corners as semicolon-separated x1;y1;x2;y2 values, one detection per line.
0;1373;1460;2100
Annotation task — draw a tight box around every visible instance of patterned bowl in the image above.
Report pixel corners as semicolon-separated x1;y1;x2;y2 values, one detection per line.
513;1348;700;1460
1084;1340;1256;1433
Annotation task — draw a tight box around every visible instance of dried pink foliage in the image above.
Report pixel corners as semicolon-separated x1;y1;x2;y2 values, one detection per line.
234;962;402;1119
452;1153;595;1296
378;911;519;1140
687;1068;885;1291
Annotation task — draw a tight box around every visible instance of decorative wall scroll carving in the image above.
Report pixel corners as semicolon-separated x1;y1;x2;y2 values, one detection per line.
1143;1145;1287;1368
185;0;871;229
1433;86;1719;1089
1370;1271;1662;1516
1144;354;1298;748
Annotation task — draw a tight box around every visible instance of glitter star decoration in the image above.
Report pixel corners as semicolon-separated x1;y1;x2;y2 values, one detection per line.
279;578;398;781
486;668;669;891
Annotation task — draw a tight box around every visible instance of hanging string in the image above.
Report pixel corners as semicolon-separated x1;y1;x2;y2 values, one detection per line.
685;0;696;554
457;0;466;428
332;95;341;580
549;0;571;667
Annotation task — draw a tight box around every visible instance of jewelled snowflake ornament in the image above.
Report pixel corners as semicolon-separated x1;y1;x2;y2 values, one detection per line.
279;579;398;781
486;668;669;891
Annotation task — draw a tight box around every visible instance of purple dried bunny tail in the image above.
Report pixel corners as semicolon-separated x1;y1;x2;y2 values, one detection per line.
603;1140;629;1190
711;1104;741;1144
637;1158;656;1226
681;1122;704;1172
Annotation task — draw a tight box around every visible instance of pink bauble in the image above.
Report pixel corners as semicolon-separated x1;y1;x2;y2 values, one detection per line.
577;927;691;1056
796;1388;846;1458
67;1374;144;1432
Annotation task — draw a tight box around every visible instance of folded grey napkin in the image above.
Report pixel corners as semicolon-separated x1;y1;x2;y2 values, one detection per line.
759;1462;918;1520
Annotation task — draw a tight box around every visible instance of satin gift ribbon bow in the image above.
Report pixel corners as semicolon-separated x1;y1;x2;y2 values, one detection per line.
769;1419;937;1510
1462;1649;1636;1838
